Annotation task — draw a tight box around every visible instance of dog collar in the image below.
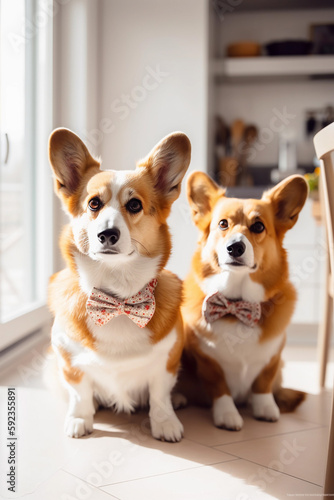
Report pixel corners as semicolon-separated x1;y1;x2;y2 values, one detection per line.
86;279;158;328
203;291;261;328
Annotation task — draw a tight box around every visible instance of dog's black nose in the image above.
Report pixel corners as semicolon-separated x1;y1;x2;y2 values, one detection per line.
97;228;120;246
227;241;246;258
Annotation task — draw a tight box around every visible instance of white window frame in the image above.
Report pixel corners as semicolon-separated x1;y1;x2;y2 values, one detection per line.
0;0;54;351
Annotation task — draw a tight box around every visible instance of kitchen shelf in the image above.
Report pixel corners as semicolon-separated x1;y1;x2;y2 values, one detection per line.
225;0;333;11
213;55;334;82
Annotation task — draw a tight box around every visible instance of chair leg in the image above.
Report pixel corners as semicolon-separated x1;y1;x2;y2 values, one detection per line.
324;382;334;496
318;271;333;388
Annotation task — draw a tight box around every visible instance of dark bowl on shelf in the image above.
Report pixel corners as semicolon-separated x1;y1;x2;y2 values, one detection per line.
265;40;313;56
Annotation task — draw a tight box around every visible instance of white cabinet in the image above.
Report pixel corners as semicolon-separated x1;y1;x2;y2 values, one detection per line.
286;199;326;324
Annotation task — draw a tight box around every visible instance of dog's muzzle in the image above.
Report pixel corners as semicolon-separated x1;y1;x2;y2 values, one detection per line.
222;233;255;269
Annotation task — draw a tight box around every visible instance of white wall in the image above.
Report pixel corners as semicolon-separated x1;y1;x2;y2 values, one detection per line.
91;0;209;278
286;199;326;326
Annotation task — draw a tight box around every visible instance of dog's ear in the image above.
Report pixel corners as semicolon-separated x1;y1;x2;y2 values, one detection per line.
187;171;225;231
49;128;100;199
263;175;308;232
137;132;191;210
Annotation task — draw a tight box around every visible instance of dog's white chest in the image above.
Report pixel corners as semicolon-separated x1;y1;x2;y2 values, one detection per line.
198;319;284;403
52;315;176;412
89;315;152;355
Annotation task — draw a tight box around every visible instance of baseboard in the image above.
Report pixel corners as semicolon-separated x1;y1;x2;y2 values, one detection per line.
0;327;50;378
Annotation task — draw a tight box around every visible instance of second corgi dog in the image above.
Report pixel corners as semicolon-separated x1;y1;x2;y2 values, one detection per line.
48;128;191;441
182;172;308;430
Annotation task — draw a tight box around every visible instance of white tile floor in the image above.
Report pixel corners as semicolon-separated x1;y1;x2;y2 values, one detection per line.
0;339;333;500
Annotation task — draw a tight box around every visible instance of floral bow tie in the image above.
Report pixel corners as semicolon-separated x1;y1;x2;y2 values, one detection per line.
86;279;157;328
203;292;261;328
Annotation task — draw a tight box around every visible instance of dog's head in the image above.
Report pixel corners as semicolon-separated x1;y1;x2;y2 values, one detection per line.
49;128;191;269
187;171;308;293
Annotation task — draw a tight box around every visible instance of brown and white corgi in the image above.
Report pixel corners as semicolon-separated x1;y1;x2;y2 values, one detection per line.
181;172;308;430
48;128;191;441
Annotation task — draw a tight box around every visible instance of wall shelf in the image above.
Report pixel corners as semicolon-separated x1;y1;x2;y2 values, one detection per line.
212;55;334;82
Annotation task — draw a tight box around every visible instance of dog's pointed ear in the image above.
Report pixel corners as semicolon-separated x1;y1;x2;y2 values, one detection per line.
49;128;100;198
263;175;308;232
137;132;191;209
187;171;225;231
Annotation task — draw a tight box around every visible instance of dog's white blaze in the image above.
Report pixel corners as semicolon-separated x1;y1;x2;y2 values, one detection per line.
87;172;134;257
109;169;134;191
197;320;284;403
88;205;132;256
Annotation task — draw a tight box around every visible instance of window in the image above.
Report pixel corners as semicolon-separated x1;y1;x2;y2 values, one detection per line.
0;0;53;350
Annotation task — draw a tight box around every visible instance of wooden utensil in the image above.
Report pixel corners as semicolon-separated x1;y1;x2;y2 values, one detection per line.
230;119;245;159
238;124;258;185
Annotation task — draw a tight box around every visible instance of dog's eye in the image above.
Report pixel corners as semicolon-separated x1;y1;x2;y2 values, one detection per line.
218;219;229;230
88;197;102;211
126;198;143;214
250;221;265;234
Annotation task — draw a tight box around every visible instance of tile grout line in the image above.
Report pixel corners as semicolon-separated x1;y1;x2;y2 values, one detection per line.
60;468;122;500
14;466;65;499
225;457;323;489
65;455;323;493
98;460;239;488
182;434;246;457
292;414;331;427
209;423;326;449
93;417;268;460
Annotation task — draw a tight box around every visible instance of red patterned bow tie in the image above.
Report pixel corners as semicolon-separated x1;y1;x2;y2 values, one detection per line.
203;292;261;328
86;279;157;328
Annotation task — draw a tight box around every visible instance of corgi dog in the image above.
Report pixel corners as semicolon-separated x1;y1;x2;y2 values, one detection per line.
181;172;308;430
48;128;191;441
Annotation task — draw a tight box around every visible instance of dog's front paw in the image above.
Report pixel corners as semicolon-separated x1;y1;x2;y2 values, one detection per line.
213;395;243;431
252;393;280;422
150;413;184;442
65;416;94;438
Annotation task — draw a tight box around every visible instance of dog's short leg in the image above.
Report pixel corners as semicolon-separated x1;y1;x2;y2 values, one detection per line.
149;373;184;443
251;392;280;422
213;394;244;431
251;350;281;422
190;347;242;430
64;376;95;438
